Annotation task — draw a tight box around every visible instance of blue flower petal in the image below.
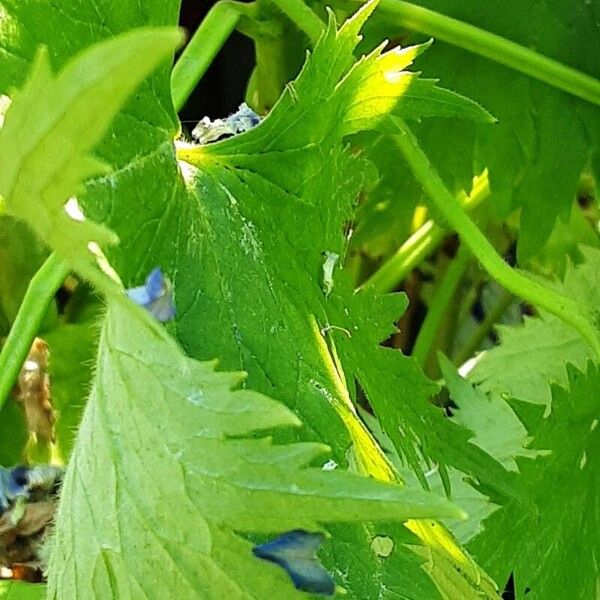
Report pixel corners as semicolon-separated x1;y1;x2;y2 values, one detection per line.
0;465;62;515
147;294;176;322
126;285;152;306
253;530;335;595
126;267;175;322
0;467;19;513
144;267;165;300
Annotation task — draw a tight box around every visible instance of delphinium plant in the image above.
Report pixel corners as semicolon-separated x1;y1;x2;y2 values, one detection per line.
0;0;598;598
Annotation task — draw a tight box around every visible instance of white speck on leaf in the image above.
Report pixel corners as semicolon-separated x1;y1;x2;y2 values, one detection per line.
322;251;339;297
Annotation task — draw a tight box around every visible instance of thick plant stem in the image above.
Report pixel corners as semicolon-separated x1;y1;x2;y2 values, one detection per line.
335;0;600;105
268;0;324;45
171;1;243;112
0;253;69;412
412;244;470;369
363;173;489;293
393;120;600;359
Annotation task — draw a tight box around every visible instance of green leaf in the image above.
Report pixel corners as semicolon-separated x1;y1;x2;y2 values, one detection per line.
177;9;504;595
0;26;183;293
246;1;494;123
434;355;529;544
0;402;27;465
0;217;50;333
367;0;599;260
336;38;494;135
179;8;498;594
329;283;516;503
440;355;530;472
0;581;44;599
177;3;496;491
44;289;102;460
0;43;176;452
47;300;462;599
469;247;600;406
0;2;498;597
468;361;600;597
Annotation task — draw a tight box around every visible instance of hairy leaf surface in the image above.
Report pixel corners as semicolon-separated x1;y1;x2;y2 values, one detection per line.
47;300;463;599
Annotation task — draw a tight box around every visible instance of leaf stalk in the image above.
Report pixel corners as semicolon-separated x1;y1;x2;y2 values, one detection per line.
336;0;600;105
268;0;325;45
0;253;70;412
171;1;246;111
363;173;489;293
393;120;600;359
412;243;470;370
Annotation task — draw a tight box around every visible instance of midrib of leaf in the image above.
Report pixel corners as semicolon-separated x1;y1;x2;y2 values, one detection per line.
176;7;501;596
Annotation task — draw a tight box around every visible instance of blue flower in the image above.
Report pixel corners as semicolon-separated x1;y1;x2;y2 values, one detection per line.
126;267;175;322
0;465;63;514
253;530;335;595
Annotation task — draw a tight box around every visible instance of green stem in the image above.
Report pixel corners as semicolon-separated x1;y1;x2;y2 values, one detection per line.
363;173;489;293
393;120;600;359
171;1;245;112
453;290;514;366
335;0;600;106
0;253;69;412
412;244;470;369
268;0;325;45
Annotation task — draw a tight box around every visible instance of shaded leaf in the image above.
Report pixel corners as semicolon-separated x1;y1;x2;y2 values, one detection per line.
368;0;599;259
469;362;600;598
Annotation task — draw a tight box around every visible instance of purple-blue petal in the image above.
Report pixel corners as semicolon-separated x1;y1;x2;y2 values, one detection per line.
253;530;335;595
126;267;175;322
0;466;25;513
126;284;152;306
144;267;166;300
0;465;62;515
147;295;176;322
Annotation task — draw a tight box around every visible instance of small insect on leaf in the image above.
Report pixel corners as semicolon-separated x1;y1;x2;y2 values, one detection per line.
253;530;335;596
126;267;175;322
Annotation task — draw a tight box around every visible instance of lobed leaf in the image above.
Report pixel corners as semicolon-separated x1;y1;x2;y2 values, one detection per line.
0;1;502;597
47;300;462;599
470;247;600;406
369;0;599;260
468;362;600;597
